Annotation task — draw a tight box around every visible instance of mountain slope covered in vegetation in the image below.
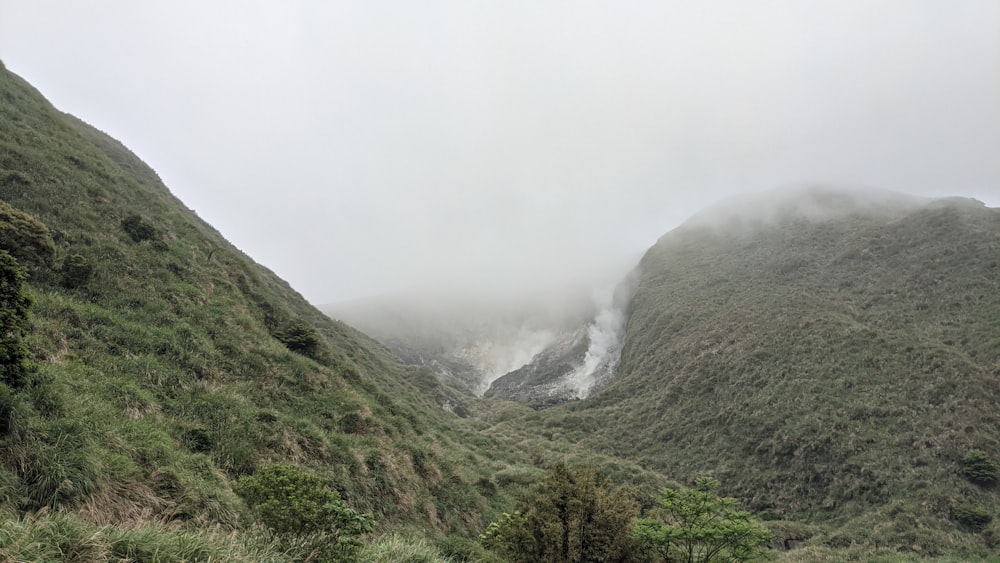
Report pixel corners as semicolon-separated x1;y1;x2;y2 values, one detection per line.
520;188;1000;556
0;59;560;560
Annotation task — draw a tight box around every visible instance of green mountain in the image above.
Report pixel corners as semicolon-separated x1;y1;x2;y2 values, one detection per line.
0;60;560;560
526;187;1000;556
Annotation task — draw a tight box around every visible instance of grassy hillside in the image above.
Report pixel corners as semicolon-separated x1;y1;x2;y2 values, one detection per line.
0;60;558;559
523;188;1000;556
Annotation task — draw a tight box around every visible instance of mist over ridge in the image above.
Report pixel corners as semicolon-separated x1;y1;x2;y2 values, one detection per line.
3;2;999;304
325;274;633;394
326;184;988;403
679;184;927;233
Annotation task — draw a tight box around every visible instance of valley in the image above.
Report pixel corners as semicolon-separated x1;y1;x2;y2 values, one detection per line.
1;60;999;561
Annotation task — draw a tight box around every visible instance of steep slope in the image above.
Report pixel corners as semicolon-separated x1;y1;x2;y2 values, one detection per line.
537;187;1000;555
0;60;531;552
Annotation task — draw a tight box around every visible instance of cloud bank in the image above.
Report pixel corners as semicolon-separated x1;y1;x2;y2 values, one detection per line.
1;1;998;303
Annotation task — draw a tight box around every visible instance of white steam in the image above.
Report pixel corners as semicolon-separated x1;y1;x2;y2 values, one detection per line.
559;272;637;398
460;328;557;394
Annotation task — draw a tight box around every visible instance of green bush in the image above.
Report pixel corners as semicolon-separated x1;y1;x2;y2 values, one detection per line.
0;251;32;389
273;319;321;357
59;254;93;289
120;214;156;242
234;464;374;561
961;450;1000;486
0;200;54;268
953;505;992;532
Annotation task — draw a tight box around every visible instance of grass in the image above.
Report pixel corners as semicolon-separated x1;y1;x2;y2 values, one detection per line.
0;510;287;562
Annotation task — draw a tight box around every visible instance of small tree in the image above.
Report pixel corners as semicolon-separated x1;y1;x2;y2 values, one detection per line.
481;462;642;562
633;477;771;563
961;450;1000;486
234;464;374;561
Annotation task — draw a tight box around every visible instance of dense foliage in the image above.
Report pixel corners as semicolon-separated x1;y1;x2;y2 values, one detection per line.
272;318;322;357
481;462;643;562
0;250;31;389
961;450;1000;486
119;213;156;243
633;477;771;562
0;199;54;270
234;464;374;561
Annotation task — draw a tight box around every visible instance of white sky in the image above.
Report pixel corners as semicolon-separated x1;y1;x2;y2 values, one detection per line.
2;1;999;304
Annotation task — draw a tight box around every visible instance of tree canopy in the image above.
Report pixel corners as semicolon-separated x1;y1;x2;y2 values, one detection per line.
632;477;770;563
481;462;642;562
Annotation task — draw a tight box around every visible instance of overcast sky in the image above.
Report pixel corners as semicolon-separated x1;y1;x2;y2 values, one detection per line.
1;1;998;304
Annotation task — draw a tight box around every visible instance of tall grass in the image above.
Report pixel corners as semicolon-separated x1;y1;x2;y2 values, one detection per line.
0;511;284;562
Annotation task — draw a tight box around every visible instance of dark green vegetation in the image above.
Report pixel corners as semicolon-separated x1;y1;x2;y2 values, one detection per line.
962;450;1000;486
234;464;375;560
0;250;32;390
481;462;643;562
507;188;1000;558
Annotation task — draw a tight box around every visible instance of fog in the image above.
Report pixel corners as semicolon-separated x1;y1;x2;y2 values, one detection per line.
1;1;998;305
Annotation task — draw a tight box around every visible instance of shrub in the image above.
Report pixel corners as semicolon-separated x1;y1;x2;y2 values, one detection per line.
953;505;992;532
121;214;156;242
961;450;1000;486
0;200;55;268
59;254;93;289
234;464;374;561
0;251;32;389
273;319;320;357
